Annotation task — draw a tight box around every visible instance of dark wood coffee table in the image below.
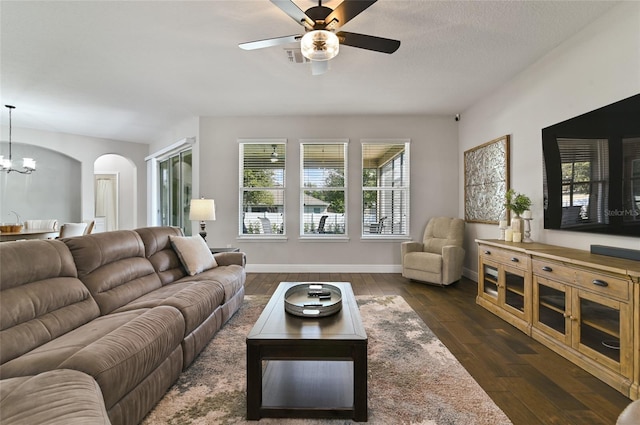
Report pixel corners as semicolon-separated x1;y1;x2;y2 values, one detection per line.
246;282;368;421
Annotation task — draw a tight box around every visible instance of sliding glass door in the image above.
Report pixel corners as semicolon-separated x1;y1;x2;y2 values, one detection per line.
159;149;192;235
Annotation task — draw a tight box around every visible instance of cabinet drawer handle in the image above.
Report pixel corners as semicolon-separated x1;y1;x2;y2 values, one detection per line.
542;266;553;272
511;257;519;263
592;279;609;287
484;250;491;255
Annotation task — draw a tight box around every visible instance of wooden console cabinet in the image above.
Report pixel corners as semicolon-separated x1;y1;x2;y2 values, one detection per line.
476;239;640;400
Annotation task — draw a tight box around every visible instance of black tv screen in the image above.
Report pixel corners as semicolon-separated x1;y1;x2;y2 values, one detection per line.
542;93;640;237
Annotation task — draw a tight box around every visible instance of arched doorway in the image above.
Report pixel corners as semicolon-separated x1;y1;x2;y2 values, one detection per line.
94;154;136;231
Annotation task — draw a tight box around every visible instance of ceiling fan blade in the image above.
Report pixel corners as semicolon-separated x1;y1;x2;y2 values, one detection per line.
270;0;314;29
239;34;301;50
337;31;400;54
324;0;377;30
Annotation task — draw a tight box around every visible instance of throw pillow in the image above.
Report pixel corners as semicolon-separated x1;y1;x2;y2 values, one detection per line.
169;235;218;276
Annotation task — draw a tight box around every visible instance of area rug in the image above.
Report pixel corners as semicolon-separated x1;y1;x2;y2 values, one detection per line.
142;295;512;425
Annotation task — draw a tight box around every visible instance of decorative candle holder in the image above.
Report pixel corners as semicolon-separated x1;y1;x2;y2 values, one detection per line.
523;217;533;243
498;220;508;240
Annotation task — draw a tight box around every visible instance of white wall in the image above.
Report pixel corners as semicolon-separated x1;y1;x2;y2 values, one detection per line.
146;116;199;227
0;142;81;225
459;2;640;277
0;126;149;227
199;114;459;272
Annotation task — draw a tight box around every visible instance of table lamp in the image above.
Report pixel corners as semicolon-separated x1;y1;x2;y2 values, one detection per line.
189;198;216;241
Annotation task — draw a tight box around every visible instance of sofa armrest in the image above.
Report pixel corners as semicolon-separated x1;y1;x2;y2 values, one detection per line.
213;251;246;268
0;369;111;425
441;245;465;284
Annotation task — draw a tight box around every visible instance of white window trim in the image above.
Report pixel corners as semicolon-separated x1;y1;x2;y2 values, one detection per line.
299;139;349;239
360;139;411;239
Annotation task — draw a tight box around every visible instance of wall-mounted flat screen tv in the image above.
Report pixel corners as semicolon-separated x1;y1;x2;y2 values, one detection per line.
542;93;640;237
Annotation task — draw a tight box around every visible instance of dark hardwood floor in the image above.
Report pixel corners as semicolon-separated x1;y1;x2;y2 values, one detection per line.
244;272;632;425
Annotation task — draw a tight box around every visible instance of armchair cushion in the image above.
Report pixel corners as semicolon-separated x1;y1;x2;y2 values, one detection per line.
404;251;442;274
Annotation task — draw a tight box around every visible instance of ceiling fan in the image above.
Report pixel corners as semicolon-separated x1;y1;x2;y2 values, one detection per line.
239;0;400;75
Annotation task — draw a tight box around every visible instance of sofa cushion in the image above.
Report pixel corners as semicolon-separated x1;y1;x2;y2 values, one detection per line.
63;231;162;315
169;235;218;276
179;265;245;303
0;306;185;412
0;240;100;366
58;306;185;410
135;226;187;285
111;282;225;337
0;369;111;425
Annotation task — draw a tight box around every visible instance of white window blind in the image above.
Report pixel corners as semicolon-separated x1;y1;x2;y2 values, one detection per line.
300;140;347;235
362;140;410;236
239;140;286;235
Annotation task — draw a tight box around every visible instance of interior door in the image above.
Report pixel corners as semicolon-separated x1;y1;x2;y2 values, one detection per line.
95;173;119;231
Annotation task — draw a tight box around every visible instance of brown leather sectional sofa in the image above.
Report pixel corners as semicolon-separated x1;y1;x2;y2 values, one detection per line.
0;226;246;425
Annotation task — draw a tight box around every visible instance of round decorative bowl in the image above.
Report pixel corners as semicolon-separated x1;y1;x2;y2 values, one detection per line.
0;224;23;233
284;283;342;318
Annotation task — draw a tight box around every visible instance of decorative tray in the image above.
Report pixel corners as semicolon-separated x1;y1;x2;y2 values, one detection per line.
284;283;342;317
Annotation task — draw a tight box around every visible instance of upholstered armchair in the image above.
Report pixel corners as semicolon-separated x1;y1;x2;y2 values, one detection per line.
401;217;465;286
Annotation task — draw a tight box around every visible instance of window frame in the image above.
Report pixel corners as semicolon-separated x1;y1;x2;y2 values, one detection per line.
361;139;410;239
238;139;287;239
299;139;349;239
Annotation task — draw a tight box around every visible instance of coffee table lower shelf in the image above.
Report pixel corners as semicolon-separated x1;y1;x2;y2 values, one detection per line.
261;360;353;417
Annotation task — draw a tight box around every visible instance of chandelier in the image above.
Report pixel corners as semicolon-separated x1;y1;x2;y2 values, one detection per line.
1;105;36;174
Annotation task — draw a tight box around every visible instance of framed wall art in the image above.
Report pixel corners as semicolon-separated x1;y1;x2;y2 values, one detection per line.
464;135;510;224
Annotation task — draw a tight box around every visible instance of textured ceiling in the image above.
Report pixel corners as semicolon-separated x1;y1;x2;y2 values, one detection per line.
0;0;618;144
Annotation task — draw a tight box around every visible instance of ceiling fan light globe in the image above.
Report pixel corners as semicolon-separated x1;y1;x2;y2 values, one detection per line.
301;30;339;61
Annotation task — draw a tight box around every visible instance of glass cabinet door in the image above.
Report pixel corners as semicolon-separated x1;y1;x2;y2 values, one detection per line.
574;290;622;366
481;263;499;301
534;277;569;343
504;268;526;315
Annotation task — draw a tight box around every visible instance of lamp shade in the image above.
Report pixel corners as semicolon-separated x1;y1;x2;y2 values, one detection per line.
189;198;216;221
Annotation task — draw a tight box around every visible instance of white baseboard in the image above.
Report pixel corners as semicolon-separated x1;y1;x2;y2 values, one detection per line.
463;267;478;282
245;264;478;278
245;264;403;273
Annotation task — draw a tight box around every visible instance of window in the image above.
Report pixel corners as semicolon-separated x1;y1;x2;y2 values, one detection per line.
301;140;348;236
558;138;609;225
239;140;286;236
362;140;410;236
159;149;192;235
